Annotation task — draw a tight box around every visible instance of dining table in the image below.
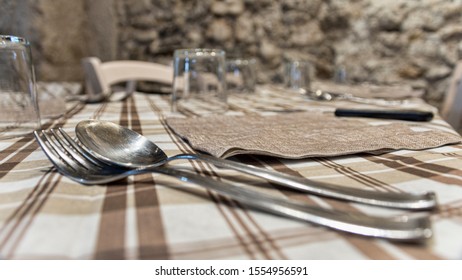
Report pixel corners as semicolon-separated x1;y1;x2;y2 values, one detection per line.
1;81;462;260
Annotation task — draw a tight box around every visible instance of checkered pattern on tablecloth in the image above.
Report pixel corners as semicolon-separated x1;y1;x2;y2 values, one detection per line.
1;84;462;260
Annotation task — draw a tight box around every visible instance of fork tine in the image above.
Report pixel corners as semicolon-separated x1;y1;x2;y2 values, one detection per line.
34;130;80;176
34;130;63;168
49;128;98;170
41;130;84;171
35;130;103;184
56;128;107;168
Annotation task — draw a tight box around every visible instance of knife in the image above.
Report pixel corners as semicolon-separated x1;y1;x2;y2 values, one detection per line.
334;108;434;122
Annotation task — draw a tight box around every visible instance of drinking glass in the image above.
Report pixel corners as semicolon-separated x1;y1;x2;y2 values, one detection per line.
284;60;310;92
334;65;347;84
226;58;257;94
172;49;227;115
0;35;40;139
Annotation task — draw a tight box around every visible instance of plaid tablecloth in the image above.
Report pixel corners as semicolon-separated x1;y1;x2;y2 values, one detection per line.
1;83;462;260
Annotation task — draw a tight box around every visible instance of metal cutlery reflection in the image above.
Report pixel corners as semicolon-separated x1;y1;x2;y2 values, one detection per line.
306;89;408;106
74;120;437;210
34;128;433;242
265;85;408;107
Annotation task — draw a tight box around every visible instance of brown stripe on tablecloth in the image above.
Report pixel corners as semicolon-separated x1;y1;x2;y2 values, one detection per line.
239;156;325;207
0;137;36;162
128;95;170;259
345;232;440;260
0;168;53;240
150;97;259;258
0;138;39;178
231;156;359;257
94;97;130;259
323;199;402;259
339;235;396;259
324;197;442;260
209;193;268;259
439;145;462;158
0;102;85;179
219;98;340;258
92;99;109;119
148;96;269;259
0;169;54;244
0;102;88;255
164;111;288;259
315;196;442;260
367;154;462;186
251;156;444;259
243;155;391;203
227;103;259;116
434;199;462;220
267;227;337;251
229;204;288;259
169;226;336;259
93;182;129;259
316;158;400;193
170;238;258;259
244;156;426;259
398;243;442;259
0;171;61;258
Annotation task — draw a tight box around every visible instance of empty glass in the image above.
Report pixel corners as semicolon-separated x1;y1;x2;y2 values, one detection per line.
226;58;257;94
284;60;310;92
0;35;40;139
333;65;347;84
172;48;227;115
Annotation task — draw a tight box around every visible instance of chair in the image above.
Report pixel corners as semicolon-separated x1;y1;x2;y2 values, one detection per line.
81;57;173;102
441;60;462;132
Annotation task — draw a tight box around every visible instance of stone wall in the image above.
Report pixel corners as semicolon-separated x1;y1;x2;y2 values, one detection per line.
0;0;116;81
1;0;462;107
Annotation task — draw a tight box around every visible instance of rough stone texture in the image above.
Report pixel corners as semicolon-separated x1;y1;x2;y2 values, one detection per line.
1;0;462;108
0;0;117;81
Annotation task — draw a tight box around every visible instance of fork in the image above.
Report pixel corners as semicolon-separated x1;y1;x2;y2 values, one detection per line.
33;128;433;242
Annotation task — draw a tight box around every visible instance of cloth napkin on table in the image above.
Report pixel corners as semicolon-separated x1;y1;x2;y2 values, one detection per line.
166;112;461;159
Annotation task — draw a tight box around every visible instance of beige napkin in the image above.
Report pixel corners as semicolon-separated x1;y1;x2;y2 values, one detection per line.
166;112;461;158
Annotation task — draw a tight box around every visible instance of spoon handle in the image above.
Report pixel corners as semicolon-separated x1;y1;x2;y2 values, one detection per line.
152;166;431;242
171;154;437;210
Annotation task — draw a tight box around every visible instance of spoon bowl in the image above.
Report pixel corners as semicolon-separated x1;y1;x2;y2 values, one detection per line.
76;120;167;168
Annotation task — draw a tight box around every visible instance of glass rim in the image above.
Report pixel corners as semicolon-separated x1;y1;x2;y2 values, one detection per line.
0;35;29;46
174;48;225;57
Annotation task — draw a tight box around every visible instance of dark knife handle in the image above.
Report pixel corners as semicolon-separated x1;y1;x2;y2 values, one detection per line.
334;108;434;122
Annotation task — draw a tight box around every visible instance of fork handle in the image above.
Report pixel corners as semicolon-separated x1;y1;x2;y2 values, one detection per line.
151;166;431;242
170;154;437;210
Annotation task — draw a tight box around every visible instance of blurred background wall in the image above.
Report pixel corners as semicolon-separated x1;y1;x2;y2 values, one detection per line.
1;0;461;107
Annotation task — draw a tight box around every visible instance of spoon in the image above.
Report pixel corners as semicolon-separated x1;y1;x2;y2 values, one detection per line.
75;119;437;210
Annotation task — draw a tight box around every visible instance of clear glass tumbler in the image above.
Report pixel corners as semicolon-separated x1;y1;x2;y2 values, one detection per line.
172;49;227;115
284;60;311;93
226;58;257;94
0;35;40;139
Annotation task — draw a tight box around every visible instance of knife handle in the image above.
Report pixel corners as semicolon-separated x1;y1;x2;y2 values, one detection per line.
334;108;434;122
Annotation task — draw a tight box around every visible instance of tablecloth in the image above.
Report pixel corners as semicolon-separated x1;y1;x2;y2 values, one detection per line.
1;83;462;260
